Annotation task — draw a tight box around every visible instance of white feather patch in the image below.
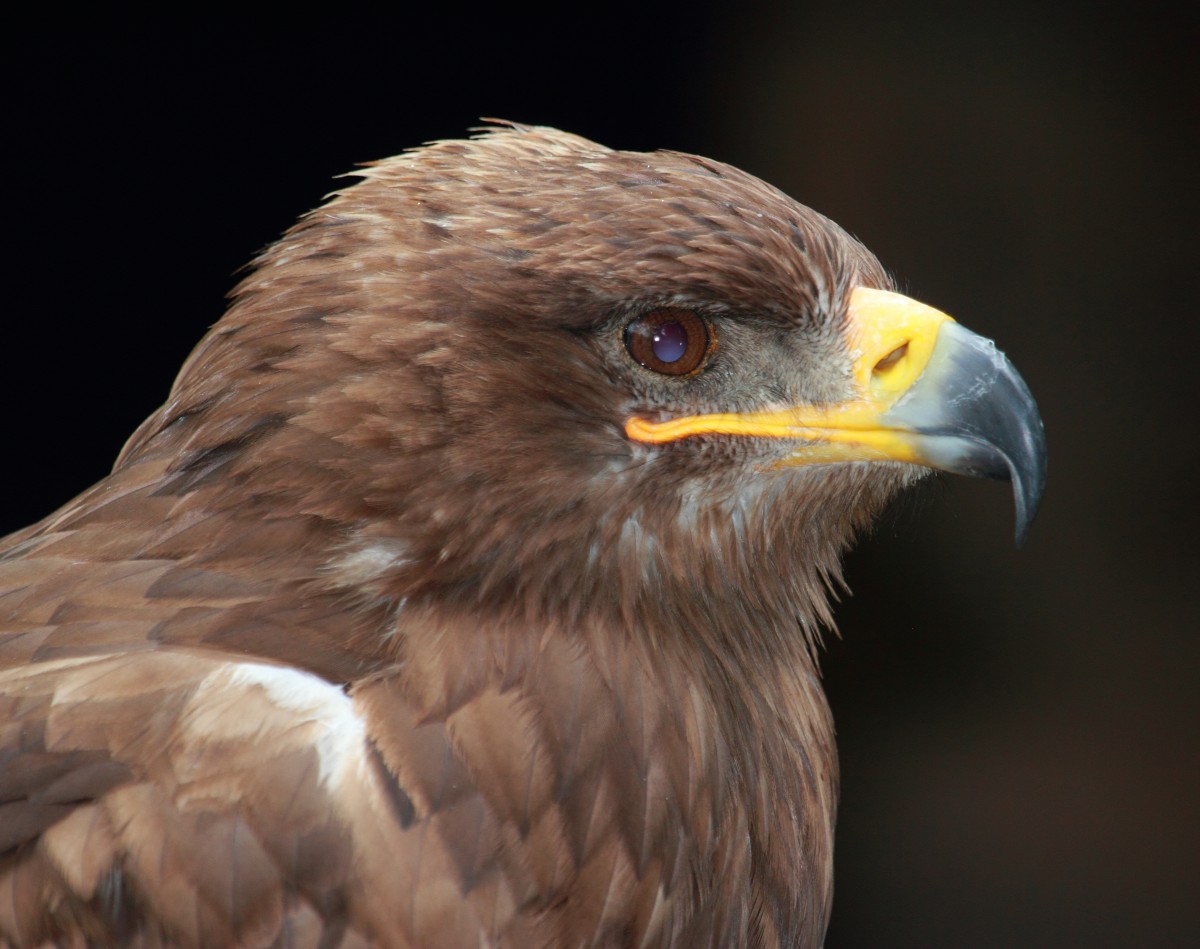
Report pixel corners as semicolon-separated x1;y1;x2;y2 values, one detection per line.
327;540;409;586
189;662;368;791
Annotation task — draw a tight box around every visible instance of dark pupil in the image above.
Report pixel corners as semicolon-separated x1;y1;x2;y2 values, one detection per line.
651;321;688;363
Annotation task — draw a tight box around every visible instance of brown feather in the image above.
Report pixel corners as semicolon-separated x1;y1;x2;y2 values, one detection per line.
0;123;910;947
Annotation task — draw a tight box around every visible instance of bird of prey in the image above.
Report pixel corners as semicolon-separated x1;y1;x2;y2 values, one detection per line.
0;123;1045;948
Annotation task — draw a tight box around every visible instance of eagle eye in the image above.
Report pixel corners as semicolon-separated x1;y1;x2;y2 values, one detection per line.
624;309;714;376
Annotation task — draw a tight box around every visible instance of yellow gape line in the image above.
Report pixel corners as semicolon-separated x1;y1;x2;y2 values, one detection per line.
625;286;954;468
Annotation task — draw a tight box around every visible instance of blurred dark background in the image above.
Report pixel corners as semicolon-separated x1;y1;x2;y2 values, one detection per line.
3;5;1195;946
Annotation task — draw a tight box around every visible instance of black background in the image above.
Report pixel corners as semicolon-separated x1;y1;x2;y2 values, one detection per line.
4;5;1195;946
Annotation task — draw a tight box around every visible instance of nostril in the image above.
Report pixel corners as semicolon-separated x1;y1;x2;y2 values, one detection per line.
873;342;908;375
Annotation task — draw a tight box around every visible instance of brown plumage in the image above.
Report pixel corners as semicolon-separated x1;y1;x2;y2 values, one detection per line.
0;124;1044;947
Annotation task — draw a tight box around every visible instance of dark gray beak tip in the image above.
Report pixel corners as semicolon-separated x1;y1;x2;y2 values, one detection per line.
997;364;1047;548
1011;446;1046;548
892;321;1047;546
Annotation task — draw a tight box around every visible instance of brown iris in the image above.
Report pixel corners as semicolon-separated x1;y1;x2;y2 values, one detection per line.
624;309;713;376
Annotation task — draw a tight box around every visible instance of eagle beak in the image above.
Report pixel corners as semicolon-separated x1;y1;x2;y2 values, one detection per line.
625;287;1047;544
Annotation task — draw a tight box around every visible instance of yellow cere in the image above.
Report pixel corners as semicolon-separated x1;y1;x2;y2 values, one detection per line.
846;286;954;400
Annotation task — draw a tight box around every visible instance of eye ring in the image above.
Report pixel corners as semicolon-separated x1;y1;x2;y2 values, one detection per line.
623;309;715;376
